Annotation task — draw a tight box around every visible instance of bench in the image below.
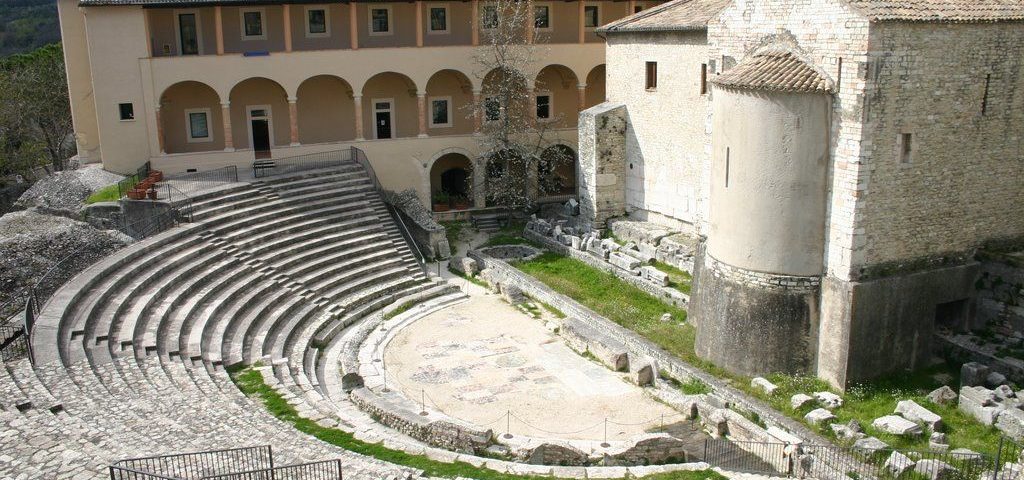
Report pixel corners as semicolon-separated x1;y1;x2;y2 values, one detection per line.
253;160;276;178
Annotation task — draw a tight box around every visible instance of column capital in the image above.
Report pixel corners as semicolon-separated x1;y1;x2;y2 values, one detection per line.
288;97;298;104
220;102;231;108
353;94;363;100
417;91;427;98
577;83;588;90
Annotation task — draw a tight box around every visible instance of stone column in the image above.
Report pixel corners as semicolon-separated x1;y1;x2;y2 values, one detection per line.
527;81;537;129
472;90;483;134
628;0;636;14
578;1;585;44
143;10;153;57
221;102;234;151
353;95;365;140
215;6;225;55
350;3;359;50
417;92;428;138
526;6;534;44
288;98;300;146
155;108;166;155
471;0;479;46
283;4;293;52
577;83;587;112
415;1;424;47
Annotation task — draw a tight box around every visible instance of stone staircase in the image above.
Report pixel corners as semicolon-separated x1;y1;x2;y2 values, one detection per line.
15;163;460;479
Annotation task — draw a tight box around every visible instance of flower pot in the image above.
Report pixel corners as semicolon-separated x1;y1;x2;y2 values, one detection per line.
433;203;450;212
147;188;158;200
127;189;145;200
453;202;470;210
148;171;163;182
138;180;153;191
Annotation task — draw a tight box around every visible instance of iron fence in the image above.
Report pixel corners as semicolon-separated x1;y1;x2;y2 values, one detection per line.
992;436;1024;480
704;439;792;476
252;149;355;178
165;166;239;197
109;466;183;480
117;161;152;198
110;446;273;479
200;459;343;480
0;325;29;362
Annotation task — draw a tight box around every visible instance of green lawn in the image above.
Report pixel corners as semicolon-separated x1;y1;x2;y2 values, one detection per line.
513;252;1004;455
85;184;121;204
650;260;693;294
230;367;724;480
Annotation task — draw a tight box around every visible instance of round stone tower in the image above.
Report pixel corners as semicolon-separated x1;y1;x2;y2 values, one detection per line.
692;49;834;376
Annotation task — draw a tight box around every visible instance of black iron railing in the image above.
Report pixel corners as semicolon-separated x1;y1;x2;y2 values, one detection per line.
166;166;239;197
200;459;343;479
117;161;152;198
110;446;273;479
703;439;791;476
252;149;356;179
0;325;29;362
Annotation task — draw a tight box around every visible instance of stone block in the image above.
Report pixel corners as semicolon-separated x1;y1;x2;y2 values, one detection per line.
638;243;658;262
570;235;582;250
814;391;843;409
560;317;629;372
630;358;657;387
804;408;835;426
987;372;1009;388
915;459;958;480
751;377;779;396
926;386;958;406
791;394;815;410
640;266;669;286
524;442;588;466
450;256;479;276
996;408;1024;441
995;385;1016;400
831;421;865;441
872;415;923;436
884;451;916;477
609;251;641;273
895;400;943;431
501;285;527;305
929;432;949;451
961;362;990;387
600;238;620;252
959;386;1001;425
853;436;889;454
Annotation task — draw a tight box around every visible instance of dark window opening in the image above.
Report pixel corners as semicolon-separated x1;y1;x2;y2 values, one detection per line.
118;103;135;121
243;11;263;37
584;6;599;28
982;73;991;116
700;63;708;95
536;95;551;119
724;147;730;187
899;133;913;164
484;96;501;122
935;299;969;332
645;61;657;90
308;9;327;34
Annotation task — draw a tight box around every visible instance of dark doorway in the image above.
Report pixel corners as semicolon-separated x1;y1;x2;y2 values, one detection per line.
440;168;469;197
251;119;271;159
935;299;969;332
374;101;393;139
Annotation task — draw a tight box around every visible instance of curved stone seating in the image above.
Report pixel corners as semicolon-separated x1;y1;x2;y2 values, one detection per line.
15;165;447;478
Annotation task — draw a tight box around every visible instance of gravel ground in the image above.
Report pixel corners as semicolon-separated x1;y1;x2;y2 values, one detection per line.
14;165;124;214
0;209;132;316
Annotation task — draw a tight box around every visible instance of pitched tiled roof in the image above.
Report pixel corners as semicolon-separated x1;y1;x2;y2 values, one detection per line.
711;50;835;94
844;0;1024;22
597;0;732;33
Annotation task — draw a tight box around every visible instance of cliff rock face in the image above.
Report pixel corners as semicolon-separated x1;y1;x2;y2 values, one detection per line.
14;166;123;216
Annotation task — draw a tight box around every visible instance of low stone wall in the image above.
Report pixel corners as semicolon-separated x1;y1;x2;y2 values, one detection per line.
470;249;833;448
350;388;493;454
384;189;449;260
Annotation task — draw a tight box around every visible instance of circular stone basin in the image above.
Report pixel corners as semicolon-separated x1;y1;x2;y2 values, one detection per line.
478;245;543;262
382;295;686;442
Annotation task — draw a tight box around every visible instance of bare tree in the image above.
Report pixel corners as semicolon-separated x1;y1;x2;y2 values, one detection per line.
467;0;574;211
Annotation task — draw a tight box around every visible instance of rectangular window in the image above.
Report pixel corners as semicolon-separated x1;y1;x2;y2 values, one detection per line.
306;7;329;36
370;7;391;34
535;94;551;120
634;4;644;13
177;12;199;55
484;96;501;121
982;73;991;115
584;5;600;28
534;5;551;29
481;5;499;29
899;133;913;164
429;6;449;33
725;147;730;187
186;109;212;142
118;103;135;121
429;97;452;127
645;61;657;90
241;9;265;39
700;63;708;94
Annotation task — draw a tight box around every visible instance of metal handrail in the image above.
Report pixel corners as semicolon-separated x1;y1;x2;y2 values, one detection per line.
199;459;342;480
386;203;430;274
165;166;239;197
111;446;273;479
108;465;184;480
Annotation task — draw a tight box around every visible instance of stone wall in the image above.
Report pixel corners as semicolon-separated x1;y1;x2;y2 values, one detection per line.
384;189;449;260
350;388;493;454
605;31;712;230
578;103;628;230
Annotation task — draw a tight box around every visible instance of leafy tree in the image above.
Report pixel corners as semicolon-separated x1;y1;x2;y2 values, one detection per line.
0;43;74;175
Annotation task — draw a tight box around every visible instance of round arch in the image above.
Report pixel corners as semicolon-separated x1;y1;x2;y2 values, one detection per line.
425;70;474;135
228;77;290;154
296;75;356;144
361;71;419;139
585;64;606;109
480;67;530;124
159;81;225;154
429;150;474;210
536;64;581;128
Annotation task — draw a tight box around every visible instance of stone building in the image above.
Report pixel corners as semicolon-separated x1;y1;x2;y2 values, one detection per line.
581;0;1024;387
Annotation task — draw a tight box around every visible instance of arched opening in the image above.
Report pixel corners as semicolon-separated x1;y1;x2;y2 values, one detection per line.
361;72;418;140
535;64;580;129
297;75;356;144
430;151;474;210
538;144;577;198
229;77;290;157
425;69;474;136
585;64;606;109
485;148;531;208
159;81;224;154
480;67;530;128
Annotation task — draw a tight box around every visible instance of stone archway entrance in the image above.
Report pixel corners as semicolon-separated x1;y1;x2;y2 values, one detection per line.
430;152;474;210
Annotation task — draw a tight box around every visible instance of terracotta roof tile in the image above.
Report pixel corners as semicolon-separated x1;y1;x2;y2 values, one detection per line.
711;50;835;94
598;0;732;33
845;0;1024;22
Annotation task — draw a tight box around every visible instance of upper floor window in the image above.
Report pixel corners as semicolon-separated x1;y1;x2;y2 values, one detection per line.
118;103;135;121
534;4;551;30
634;4;644;13
430;97;452;128
370;6;392;35
484;96;501;122
306;7;329;37
481;5;499;29
645;61;657;90
898;132;914;164
535;93;551;120
428;5;449;34
176;12;200;55
241;9;266;40
584;5;600;28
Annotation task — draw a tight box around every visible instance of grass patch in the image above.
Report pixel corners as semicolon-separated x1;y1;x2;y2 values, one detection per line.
661;372;711;395
383;301;415;320
440;221;470;256
650;261;693;294
537;301;566;319
85;184;121;204
231;366;724;480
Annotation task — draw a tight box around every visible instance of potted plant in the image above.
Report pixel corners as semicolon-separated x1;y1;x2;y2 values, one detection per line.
452;195;470;210
147;188;158;200
148;170;163;182
432;191;451;212
127;188;145;200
